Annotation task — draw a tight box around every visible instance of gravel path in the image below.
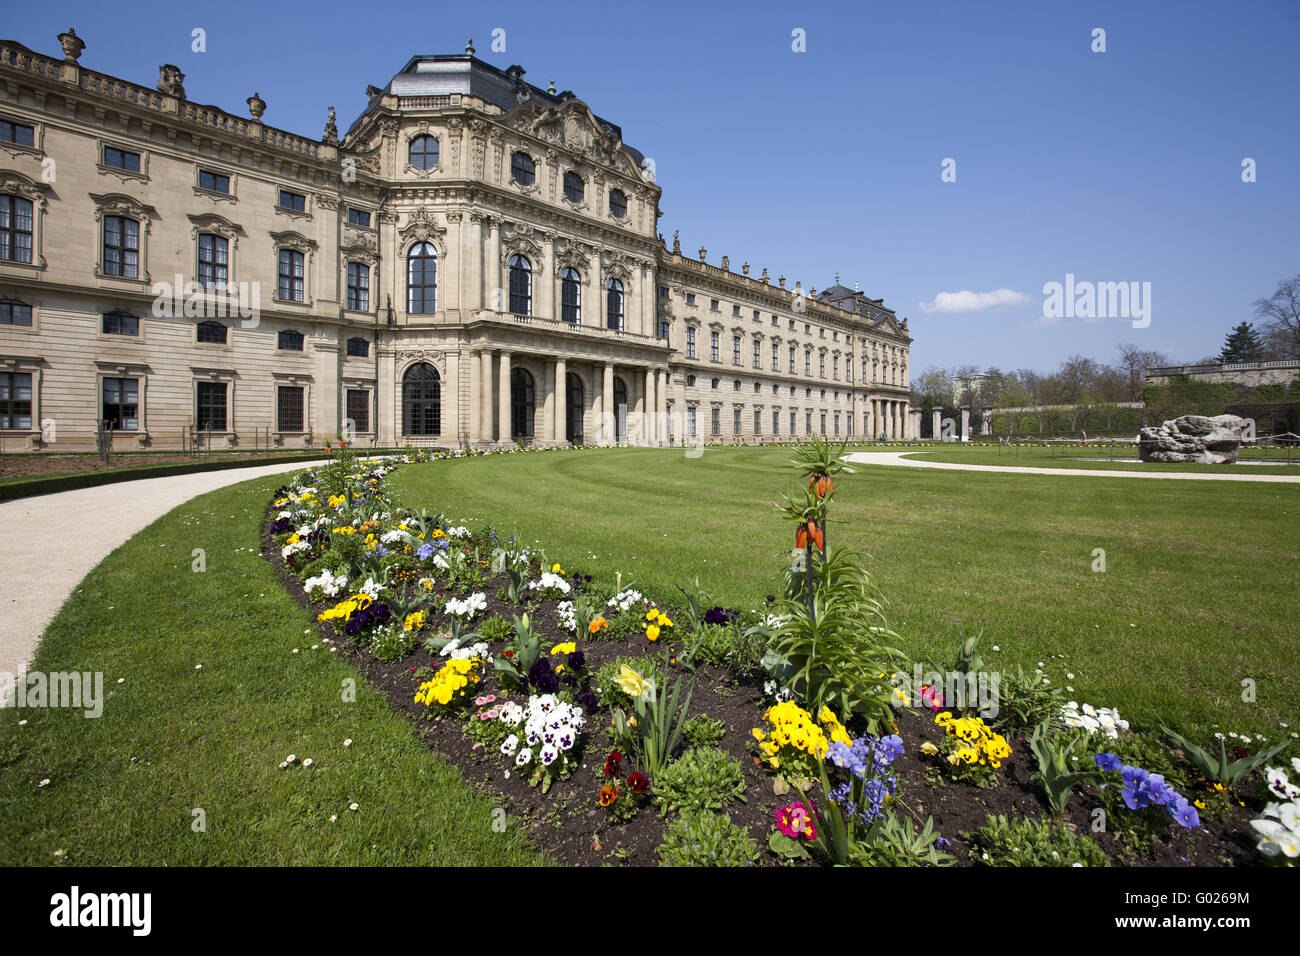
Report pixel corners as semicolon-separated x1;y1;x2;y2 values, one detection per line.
845;451;1300;483
1;461;324;693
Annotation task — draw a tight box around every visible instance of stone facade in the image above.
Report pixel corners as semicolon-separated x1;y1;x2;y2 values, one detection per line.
1144;361;1300;389
0;34;913;451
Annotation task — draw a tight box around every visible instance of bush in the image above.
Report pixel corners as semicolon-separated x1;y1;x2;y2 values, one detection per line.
655;811;758;867
966;814;1109;867
653;747;747;815
681;713;727;748
990;664;1066;731
478;616;512;642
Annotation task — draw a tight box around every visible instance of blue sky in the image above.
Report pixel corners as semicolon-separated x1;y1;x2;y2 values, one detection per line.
8;0;1298;373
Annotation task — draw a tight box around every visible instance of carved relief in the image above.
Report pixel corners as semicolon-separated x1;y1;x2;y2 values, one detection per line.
398;207;447;252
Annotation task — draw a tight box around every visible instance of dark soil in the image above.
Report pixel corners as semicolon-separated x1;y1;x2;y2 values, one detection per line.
261;501;1265;868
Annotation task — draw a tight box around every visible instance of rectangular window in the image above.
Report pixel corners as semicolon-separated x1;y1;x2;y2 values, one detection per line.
346;388;370;433
711;407;720;435
806;412;812;435
0;372;33;429
278;190;306;211
821;412;827;435
347;208;371;227
0;300;33;326
753;309;760;322
0;195;34;263
346;337;369;357
686;328;696;359
347;262;370;311
659;286;669;298
198;169;230;194
847;413;853;435
103;146;141;172
658;319;669;340
771;342;779;371
686;293;696;306
710;299;719;311
753;409;761;434
710;331;719;362
196;381;227;431
734;407;742;434
753;340;761;368
833;356;839;380
197;234;228;290
277;385;304;432
103;216;140;278
732;335;741;366
805;350;812;376
791;410;797;433
102;377;138;431
687;406;696;437
772;409;780;435
789;346;795;373
102;312;139;335
732;304;741;317
278;249;304;301
771;315;778;327
0;120;35;147
196;321;227;343
864;412;870;434
819;354;826;378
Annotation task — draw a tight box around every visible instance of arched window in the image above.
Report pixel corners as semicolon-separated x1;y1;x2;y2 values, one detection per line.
511;367;535;439
566;372;584;444
407;243;437;314
508;255;532;315
606;278;624;331
402;363;441;435
409;135;439;170
608;189;627;219
613;376;628;441
511;152;535;186
560;267;582;323
563;171;585;203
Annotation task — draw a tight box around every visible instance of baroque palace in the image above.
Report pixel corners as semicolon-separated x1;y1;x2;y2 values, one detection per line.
0;30;916;451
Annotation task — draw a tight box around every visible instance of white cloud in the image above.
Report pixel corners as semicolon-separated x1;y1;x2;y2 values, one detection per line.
918;288;1031;314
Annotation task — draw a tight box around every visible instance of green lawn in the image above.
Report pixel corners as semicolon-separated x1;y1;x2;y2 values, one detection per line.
390;446;1300;742
0;475;544;867
903;443;1300;474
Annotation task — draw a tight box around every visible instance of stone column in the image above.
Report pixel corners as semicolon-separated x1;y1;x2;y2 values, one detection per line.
469;214;483;313
542;234;555;320
498;351;512;443
541;361;555;443
932;407;942;441
487;218;501;312
588;255;601;328
960;406;970;443
469;349;482;442
657;369;668;446
602;363;615;444
644;367;656;445
444;349;460;444
480;350;495;443
901;401;909;439
554;358;567;445
638;262;650;336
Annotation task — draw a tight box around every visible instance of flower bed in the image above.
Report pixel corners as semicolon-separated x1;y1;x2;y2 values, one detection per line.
260;441;1295;867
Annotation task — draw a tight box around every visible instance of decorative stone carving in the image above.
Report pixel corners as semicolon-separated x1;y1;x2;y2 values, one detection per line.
58;28;85;62
398;207;446;249
247;92;266;120
322;106;339;146
158;64;186;99
1138;415;1252;464
187;212;242;243
269;230;317;257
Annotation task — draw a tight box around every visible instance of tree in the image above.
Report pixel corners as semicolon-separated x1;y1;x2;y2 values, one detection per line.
1115;343;1170;402
1220;321;1265;363
1253;274;1300;360
1056;355;1101;405
914;366;955;408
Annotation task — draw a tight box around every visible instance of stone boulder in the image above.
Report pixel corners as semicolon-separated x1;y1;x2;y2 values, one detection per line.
1138;414;1250;464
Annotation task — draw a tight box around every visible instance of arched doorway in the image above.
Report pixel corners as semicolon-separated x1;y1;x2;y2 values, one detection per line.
613;375;628;442
511;367;535;439
402;363;441;436
566;372;584;444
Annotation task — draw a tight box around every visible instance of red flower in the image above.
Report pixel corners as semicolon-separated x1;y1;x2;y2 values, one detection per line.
503;650;514;659
628;772;649;795
604;750;623;778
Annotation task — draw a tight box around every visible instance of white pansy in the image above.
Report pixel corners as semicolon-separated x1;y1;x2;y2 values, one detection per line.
528;572;571;594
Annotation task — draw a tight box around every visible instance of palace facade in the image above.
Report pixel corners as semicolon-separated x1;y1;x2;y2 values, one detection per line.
0;30;916;451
